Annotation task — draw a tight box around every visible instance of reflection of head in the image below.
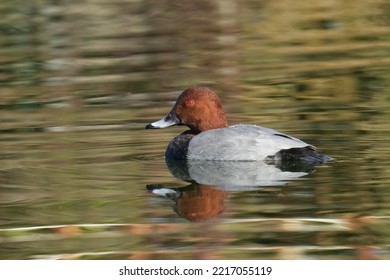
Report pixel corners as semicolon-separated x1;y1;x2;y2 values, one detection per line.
175;185;228;222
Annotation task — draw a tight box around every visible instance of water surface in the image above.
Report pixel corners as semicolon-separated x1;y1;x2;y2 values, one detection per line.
0;0;389;259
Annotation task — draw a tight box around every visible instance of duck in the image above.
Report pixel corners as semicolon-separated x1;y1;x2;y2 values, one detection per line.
145;86;332;163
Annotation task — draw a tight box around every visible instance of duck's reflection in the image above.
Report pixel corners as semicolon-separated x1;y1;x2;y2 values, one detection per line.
147;183;228;222
166;158;314;189
147;159;319;222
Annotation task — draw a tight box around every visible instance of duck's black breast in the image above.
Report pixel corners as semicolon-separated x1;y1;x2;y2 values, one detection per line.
165;130;195;160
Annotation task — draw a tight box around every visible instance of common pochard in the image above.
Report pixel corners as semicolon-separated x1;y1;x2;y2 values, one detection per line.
146;87;332;163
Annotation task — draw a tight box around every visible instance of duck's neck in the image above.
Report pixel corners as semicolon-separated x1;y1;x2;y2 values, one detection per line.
190;113;228;134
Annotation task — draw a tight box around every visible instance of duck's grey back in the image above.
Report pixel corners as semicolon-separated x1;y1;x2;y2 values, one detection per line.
187;124;311;161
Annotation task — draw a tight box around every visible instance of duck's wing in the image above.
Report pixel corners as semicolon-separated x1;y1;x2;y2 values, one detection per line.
187;124;311;161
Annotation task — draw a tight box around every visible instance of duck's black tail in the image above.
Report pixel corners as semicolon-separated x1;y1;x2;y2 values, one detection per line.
265;146;333;172
277;146;333;164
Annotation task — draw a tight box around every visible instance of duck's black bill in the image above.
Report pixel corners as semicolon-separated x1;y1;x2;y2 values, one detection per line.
145;110;180;130
145;124;158;129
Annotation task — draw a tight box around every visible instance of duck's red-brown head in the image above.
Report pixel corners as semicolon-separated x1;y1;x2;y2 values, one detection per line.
146;87;228;134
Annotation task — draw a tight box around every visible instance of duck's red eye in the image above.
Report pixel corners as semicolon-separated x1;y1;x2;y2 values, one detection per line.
185;99;195;107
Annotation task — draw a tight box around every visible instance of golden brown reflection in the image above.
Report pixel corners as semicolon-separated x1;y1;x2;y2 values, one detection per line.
148;183;228;222
177;185;227;222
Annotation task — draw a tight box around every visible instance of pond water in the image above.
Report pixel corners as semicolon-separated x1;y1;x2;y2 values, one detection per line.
0;0;389;260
